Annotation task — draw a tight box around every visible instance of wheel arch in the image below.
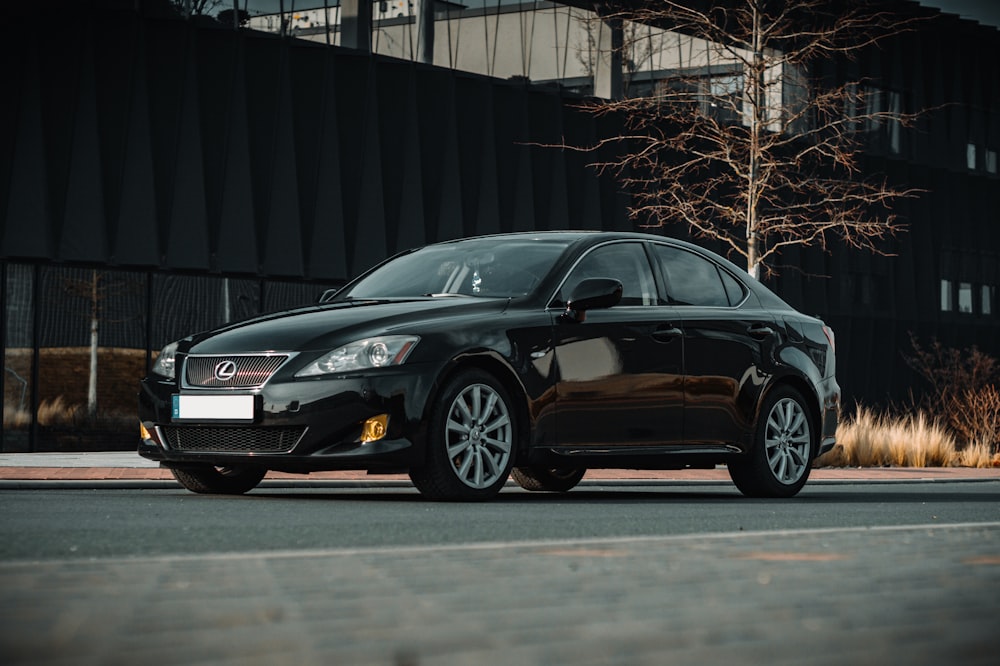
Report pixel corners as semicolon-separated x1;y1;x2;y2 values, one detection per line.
422;351;532;459
755;373;823;451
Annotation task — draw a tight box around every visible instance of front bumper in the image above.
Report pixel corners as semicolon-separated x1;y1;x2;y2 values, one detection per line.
138;364;438;473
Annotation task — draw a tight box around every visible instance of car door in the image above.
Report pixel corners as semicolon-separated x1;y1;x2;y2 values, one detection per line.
549;241;685;448
649;243;776;446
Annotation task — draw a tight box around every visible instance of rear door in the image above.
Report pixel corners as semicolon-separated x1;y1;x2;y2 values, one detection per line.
649;243;776;446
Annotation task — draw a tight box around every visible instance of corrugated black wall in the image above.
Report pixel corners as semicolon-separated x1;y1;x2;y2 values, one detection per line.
0;9;628;280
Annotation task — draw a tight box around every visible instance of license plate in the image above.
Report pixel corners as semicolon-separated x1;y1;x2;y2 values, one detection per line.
172;394;254;421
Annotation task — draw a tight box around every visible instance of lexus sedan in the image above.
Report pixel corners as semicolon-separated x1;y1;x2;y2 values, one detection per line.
139;231;840;500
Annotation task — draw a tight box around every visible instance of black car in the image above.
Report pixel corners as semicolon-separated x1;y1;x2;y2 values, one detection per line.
139;231;840;500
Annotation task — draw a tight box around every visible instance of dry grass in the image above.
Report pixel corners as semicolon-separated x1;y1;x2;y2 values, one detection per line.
953;442;1000;469
816;406;1000;468
4;395;134;430
4;404;32;429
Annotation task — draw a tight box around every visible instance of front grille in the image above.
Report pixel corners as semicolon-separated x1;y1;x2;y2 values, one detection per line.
162;426;306;453
184;354;288;389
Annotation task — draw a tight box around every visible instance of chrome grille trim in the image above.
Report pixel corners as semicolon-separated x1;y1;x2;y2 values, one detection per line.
183;353;291;389
162;426;307;453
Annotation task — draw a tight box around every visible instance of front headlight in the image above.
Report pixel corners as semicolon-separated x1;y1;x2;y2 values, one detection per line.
296;336;420;377
152;341;179;379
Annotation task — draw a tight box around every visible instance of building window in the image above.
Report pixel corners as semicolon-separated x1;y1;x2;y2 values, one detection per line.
967;143;977;170
783;63;812;135
864;86;883;133
863;87;902;152
887;91;902;154
984;285;995;316
958;282;973;313
986;149;998;175
941;279;953;311
699;73;744;124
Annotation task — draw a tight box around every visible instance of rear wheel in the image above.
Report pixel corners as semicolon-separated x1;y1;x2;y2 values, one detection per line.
728;386;815;498
409;369;516;501
170;465;266;495
511;467;586;492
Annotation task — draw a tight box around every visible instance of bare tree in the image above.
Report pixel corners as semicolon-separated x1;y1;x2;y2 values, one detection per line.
62;271;139;419
171;0;226;18
577;0;927;279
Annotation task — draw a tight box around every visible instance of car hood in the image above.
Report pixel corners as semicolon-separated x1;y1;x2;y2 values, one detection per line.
184;298;510;354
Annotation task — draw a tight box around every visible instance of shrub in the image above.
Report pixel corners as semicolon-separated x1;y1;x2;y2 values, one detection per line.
946;385;1000;453
904;334;1000;456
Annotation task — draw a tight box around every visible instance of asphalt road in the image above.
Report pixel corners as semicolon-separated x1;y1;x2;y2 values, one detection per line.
2;481;999;665
1;481;998;561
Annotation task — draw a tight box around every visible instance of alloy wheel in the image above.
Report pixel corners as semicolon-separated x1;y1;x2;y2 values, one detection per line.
444;383;513;489
764;397;811;485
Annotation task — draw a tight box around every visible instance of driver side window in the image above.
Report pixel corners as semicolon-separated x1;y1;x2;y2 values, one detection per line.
558;243;656;307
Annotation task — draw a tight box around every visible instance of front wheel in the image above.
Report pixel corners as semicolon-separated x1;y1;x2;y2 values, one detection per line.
409;369;517;501
170;464;266;495
728;386;816;498
511;467;586;492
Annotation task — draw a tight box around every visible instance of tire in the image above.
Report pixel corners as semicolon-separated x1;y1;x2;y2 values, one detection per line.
511;467;586;492
728;385;816;498
409;369;517;501
170;464;266;495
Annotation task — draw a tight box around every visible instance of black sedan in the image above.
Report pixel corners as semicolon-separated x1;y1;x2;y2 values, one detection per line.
139;231;840;500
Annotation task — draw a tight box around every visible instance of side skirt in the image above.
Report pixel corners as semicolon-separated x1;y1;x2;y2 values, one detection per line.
522;444;744;471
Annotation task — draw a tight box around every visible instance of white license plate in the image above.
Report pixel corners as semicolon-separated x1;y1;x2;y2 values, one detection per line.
172;394;254;421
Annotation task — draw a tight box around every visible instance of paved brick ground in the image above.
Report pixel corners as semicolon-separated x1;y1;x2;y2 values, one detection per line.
1;523;998;665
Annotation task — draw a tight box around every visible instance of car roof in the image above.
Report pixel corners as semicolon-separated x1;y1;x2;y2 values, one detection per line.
437;230;749;274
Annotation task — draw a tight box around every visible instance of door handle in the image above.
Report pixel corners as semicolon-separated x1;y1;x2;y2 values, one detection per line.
747;323;775;339
652;325;683;342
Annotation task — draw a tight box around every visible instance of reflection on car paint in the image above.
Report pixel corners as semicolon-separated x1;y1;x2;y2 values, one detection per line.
139;231;840;501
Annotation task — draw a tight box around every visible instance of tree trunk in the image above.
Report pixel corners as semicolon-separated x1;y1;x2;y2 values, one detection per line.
745;2;764;281
747;234;761;280
88;271;99;419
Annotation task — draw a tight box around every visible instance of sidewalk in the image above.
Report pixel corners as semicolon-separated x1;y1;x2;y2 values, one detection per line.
0;451;998;483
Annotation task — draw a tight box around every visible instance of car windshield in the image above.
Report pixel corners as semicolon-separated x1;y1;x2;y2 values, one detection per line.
340;238;572;299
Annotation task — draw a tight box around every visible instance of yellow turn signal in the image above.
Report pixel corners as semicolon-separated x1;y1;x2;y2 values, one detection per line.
140;422;152;441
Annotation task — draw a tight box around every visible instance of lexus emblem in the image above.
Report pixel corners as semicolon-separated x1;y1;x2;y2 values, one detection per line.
213;360;238;382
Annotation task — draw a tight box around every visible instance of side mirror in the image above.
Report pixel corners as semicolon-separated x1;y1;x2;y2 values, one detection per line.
563;278;622;322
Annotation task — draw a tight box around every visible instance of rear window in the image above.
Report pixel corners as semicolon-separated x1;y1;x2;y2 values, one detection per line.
651;245;734;307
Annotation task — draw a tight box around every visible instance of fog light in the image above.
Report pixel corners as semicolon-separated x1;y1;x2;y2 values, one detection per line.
140;422;152;441
361;414;389;443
